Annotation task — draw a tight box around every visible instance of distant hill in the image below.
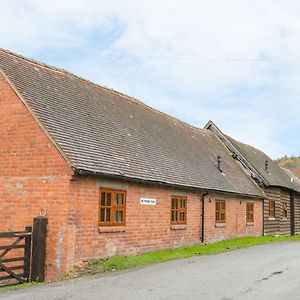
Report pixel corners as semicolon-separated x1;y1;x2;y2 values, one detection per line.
276;156;300;177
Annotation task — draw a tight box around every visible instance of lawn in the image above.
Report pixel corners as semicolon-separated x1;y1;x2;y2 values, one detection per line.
84;235;300;273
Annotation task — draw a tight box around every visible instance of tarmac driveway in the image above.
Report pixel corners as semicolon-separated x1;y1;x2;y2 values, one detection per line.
1;241;300;300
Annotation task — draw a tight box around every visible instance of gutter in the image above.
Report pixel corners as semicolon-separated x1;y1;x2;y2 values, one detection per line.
201;191;209;243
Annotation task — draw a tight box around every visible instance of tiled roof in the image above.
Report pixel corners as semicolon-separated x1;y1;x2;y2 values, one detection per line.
281;168;300;191
205;121;300;193
0;49;264;197
227;136;300;193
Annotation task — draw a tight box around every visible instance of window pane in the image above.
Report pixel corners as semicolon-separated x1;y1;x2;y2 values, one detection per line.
216;202;220;210
221;212;225;221
221;202;225;210
179;212;185;221
119;194;124;205
101;192;106;206
171;199;175;209
114;193;118;205
114;210;118;222
113;210;123;222
107;193;111;206
119;210;123;222
172;210;177;221
106;208;111;221
180;199;186;208
100;208;105;222
174;199;178;209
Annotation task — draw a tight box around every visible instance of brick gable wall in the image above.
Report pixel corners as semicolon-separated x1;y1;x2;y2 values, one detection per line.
0;72;73;279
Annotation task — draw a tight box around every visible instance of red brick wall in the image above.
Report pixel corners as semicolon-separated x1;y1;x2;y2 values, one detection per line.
0;73;73;279
203;193;263;243
0;72;263;280
68;177;202;262
67;177;263;268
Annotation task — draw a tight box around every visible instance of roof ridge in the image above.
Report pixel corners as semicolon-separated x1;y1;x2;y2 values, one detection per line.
205;121;269;185
226;134;300;191
0;48;201;131
226;135;278;164
225;135;264;154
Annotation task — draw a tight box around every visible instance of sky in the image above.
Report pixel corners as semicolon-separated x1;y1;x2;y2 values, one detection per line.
0;0;299;158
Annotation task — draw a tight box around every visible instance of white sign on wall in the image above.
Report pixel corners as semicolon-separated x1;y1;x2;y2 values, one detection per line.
140;198;156;205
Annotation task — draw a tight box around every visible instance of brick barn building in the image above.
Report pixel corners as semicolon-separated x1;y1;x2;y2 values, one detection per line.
0;49;265;279
205;121;300;236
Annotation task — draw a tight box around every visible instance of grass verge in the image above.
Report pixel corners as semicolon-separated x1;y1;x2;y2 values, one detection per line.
84;235;300;273
1;235;299;291
0;282;42;292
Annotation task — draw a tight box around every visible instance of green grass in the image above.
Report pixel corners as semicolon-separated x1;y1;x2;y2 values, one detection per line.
1;235;300;291
85;235;300;273
0;282;42;292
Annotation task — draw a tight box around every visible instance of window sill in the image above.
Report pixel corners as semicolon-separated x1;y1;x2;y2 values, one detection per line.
98;226;126;233
215;223;226;228
246;222;254;226
170;224;187;230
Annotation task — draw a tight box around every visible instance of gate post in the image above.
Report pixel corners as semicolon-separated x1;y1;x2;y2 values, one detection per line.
31;216;48;282
24;226;32;282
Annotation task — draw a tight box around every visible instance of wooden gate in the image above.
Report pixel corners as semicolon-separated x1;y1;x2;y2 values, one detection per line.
0;216;47;287
0;227;32;285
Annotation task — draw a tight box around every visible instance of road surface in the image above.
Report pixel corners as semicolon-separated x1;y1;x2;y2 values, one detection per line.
1;241;300;300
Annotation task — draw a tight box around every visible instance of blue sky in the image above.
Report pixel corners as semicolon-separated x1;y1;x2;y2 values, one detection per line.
1;0;299;158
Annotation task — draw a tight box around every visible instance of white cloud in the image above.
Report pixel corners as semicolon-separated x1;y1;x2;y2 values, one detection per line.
0;0;299;157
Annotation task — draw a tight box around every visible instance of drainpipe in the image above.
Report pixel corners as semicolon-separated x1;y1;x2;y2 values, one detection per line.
201;191;209;243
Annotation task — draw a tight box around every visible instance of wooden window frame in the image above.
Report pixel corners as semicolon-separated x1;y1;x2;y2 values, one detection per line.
246;202;254;223
269;200;275;218
282;202;288;219
215;200;226;223
99;189;126;226
171;196;187;225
